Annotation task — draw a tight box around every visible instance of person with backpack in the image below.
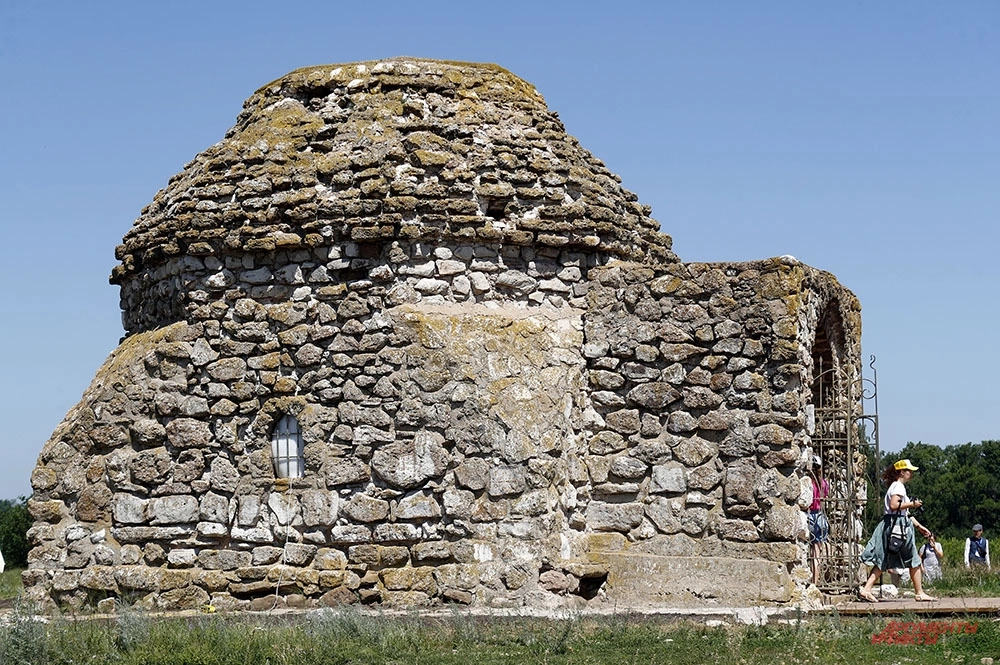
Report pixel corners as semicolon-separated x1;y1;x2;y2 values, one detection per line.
858;459;936;602
964;524;991;570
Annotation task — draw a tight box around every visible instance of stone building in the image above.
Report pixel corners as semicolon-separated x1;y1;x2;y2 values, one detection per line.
26;58;863;612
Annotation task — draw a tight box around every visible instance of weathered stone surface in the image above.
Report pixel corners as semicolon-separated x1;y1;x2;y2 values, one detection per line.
149;496;199;524
584;502;645;532
342;495;390;523
199;550;252;570
650;464;686;494
165;418;214;449
371;431;448;489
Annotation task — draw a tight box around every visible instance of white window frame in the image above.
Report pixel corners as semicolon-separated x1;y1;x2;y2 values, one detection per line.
270;414;304;478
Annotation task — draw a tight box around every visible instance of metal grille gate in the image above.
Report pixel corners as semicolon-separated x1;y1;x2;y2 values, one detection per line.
809;355;880;593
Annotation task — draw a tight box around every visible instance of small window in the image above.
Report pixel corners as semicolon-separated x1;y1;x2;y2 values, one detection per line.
271;414;304;478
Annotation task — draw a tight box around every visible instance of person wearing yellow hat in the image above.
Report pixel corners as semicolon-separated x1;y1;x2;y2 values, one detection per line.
857;459;936;602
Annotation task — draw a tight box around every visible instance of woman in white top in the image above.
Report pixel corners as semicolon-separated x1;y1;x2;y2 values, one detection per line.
858;459;936;602
920;533;944;582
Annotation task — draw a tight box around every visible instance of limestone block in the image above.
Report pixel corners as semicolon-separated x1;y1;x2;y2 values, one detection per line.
190;338;220;366
374;523;421;542
179;396;210;417
621;363;660;382
442;489;474;519
718;519;760;542
610;456;647;480
539;569;570;594
673;435;718;467
588;431;626;455
723;461;757;506
486;464;527;500
230;526;274;543
697;411;730;431
604;409;641;435
314;548;348;570
127;448;170;485
266;492;301;526
687;464;722;491
330;525;371;543
454;458;489;491
753;423;794;446
502;561;534;590
252;546;284;565
593;553;791;605
666;411;698;433
158;585;211;611
627;382;681;409
300;489;339;526
113;526;194;543
197;522;228;537
284;543;317;566
79;566;118;592
645;497;683;534
29;499;66;523
199;492;230;523
651;464;686;494
342;494;389;522
320;586;358;606
77;484;113;522
196;570;234;592
165;418;214;448
659;343;703;362
679;507;709;535
130;419;167;447
237;495;260;526
412;541;451;563
199;549;252;570
208;457;239;492
762;503;800;541
591;391;625;409
112;493;148;524
498;519;547;539
589;370;624;390
584;501;644;532
89;424;130;448
149;495;199;524
51;569;81;592
120;545;142;565
326;456;369;486
682;387;725;410
167;549;197;567
113;567;161;593
31;467;58;491
512;489;555;516
371;431;448;489
394;492;441;520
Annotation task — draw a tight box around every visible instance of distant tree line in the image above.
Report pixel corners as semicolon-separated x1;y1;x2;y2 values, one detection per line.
878;440;1000;540
0;496;30;568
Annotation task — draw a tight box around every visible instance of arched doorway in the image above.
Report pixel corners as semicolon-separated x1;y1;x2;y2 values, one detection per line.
806;306;879;593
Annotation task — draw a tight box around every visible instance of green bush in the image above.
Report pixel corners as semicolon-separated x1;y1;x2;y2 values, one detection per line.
0;496;31;568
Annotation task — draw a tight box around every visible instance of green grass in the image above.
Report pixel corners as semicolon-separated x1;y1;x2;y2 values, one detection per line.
2;561;1000;664
1;608;999;665
0;568;22;601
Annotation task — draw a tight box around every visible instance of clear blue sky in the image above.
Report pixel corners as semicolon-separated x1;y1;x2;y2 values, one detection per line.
1;1;997;498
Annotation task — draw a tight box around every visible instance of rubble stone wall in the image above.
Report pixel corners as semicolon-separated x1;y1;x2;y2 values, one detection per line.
27;239;860;611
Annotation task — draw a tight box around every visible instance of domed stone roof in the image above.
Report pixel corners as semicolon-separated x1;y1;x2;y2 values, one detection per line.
111;58;676;285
